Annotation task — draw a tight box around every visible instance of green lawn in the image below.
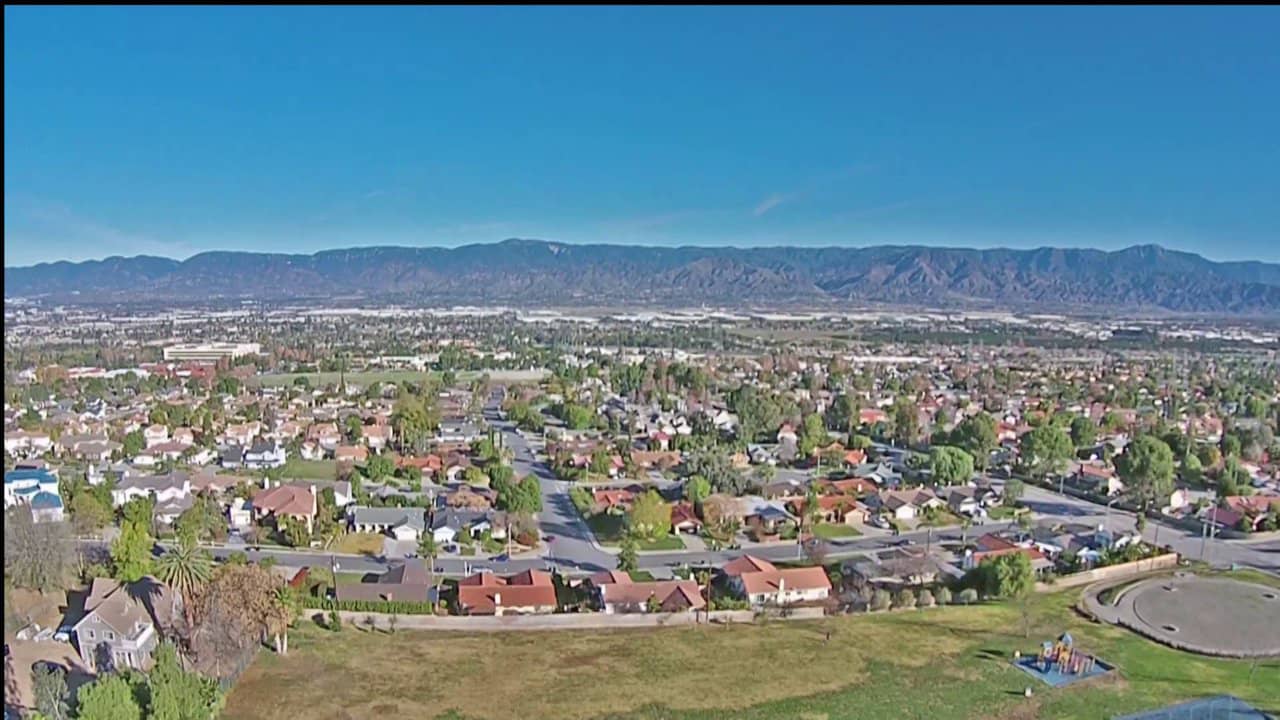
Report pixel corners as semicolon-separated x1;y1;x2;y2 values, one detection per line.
627;570;655;582
919;509;966;527
281;457;339;480
586;512;686;551
812;523;862;539
988;505;1024;520
224;573;1280;720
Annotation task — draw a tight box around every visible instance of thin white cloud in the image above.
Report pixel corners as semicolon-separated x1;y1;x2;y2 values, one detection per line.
5;196;192;264
753;193;791;217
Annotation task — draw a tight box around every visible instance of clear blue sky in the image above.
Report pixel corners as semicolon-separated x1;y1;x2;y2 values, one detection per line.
5;6;1279;266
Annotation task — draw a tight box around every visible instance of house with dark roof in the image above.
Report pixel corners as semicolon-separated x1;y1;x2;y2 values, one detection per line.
586;571;705;614
73;577;179;672
335;558;434;604
350;505;426;541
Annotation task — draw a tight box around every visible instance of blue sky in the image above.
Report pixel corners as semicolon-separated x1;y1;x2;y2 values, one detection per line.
5;6;1279;266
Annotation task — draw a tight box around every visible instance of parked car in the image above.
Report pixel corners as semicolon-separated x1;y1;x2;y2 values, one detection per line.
53;625;74;643
31;660;65;675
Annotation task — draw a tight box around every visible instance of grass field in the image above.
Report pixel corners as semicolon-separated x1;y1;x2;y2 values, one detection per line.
280;457;339;480
812;523;862;539
222;577;1280;720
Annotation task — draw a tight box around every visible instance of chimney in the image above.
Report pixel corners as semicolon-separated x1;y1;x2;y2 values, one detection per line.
778;578;786;596
493;592;503;617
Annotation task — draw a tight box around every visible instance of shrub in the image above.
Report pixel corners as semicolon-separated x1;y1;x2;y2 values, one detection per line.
958;588;979;605
933;587;952;606
894;589;917;609
328;609;342;631
870;589;892;611
917;589;936;608
302;596;434;615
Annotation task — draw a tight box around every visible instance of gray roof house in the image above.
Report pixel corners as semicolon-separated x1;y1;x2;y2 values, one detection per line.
334;558;434;604
349;506;427;541
73;577;179;672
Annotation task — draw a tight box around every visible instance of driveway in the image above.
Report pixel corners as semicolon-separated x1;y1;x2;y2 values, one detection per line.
4;639;93;712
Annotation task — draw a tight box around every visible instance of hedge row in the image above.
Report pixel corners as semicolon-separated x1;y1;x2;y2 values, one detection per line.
301;596;436;615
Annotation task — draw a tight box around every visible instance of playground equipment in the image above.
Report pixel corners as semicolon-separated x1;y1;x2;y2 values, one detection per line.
1036;632;1099;677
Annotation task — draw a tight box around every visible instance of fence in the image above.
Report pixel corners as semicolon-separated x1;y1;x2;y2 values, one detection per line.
1036;553;1179;592
318;607;825;632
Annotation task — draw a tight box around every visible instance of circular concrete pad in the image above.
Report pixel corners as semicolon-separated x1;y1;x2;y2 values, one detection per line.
1117;576;1280;657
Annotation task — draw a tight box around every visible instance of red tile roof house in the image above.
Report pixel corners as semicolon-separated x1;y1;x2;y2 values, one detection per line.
720;555;832;609
335;444;369;464
788;494;871;526
592;488;636;514
962;534;1054;573
670;502;703;534
456;570;558;616
587;571;706;614
252;482;317;533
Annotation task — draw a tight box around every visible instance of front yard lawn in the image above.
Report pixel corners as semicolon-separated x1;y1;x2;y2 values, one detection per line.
329;532;385;556
812;523;862;539
281;457;338;480
586;512;685;550
988;505;1024;520
224;571;1279;720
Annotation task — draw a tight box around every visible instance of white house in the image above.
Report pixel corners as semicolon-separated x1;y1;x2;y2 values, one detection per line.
243;440;287;470
721;555;831;608
111;472;192;510
349;506;426;542
4;430;53;458
143;425;169;449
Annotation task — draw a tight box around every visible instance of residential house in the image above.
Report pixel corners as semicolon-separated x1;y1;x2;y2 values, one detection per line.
228;497;253;529
350;506;427;542
252;482;318;533
587;571;705;614
670;502;703;534
456;569;558;616
945;486;997;518
335;445;369;464
592;488;636;514
789;494;870;527
845;551;941;588
630;450;682;471
963;533;1054;574
720;555;831;608
335;558;434;604
4;468;60;509
4;430;53;458
871;488;943;521
1076;464;1124;497
73;577;178;672
741;498;796;535
221;422;261;447
243;439;287;469
361;424;394;453
430;508;499;545
814;476;879;497
143;424;169;448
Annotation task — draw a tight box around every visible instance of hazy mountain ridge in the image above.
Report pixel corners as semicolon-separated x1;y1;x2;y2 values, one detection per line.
6;240;1280;314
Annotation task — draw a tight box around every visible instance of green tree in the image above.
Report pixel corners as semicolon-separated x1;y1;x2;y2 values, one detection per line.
279;517;310;548
365;453;395;480
951;413;998;469
343;415;364;443
1003;478;1025;505
122;430;145;458
1069;416;1097;450
1117;435;1176;518
32;664;70;720
798;413;828;458
890;398;920;447
120;496;155;531
110;520;153;583
617;534;639;573
146;642;223;720
69;491;113;536
154;534;213;624
76;675;142;720
683;475;712;505
1019;424;1073;479
929;446;975;486
627;490;672;540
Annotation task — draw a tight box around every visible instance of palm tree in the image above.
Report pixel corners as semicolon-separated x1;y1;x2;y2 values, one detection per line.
154;534;213;626
268;586;299;655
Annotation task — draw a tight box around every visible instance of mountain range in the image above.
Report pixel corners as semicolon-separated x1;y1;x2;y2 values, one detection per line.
6;240;1280;315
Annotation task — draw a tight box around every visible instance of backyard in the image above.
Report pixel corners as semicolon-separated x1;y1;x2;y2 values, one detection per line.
280;457;339;480
223;576;1279;720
